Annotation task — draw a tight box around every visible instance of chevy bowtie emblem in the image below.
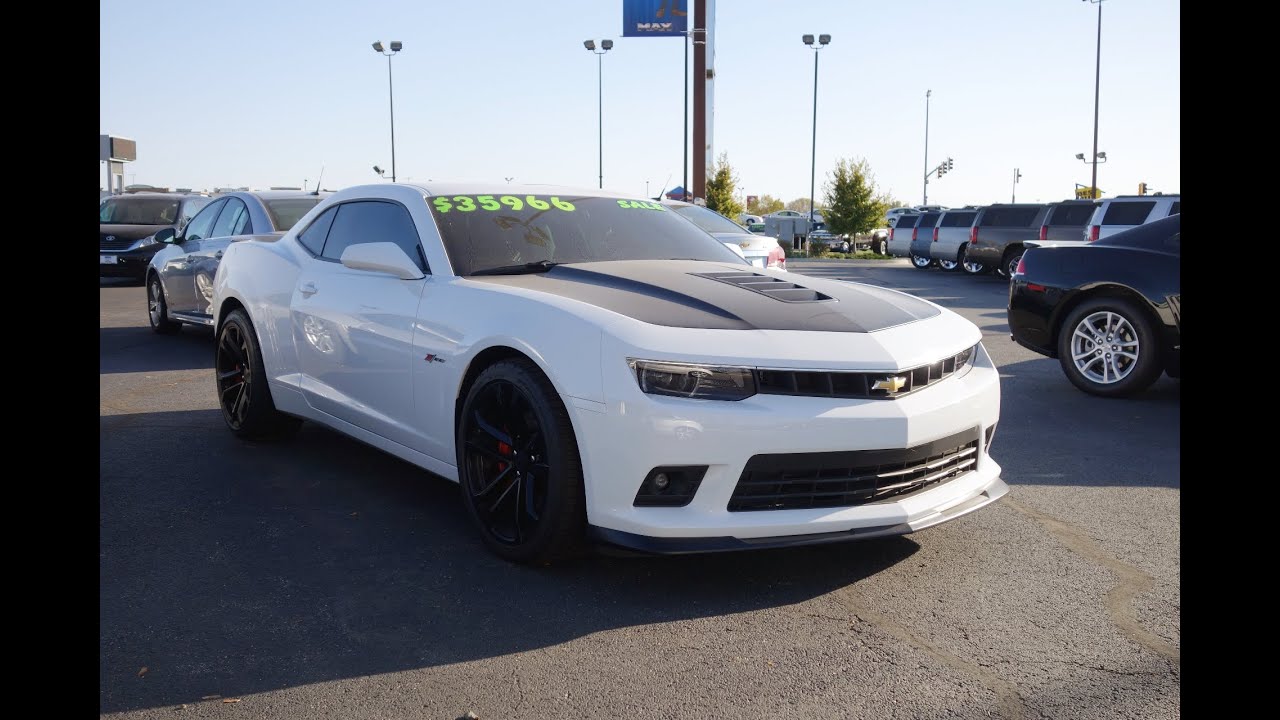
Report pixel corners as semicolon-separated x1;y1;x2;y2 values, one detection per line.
872;376;907;393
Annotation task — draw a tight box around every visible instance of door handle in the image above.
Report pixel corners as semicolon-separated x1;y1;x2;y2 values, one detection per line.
298;281;318;296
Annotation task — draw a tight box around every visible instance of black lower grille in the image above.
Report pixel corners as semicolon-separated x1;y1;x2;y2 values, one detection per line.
728;428;980;512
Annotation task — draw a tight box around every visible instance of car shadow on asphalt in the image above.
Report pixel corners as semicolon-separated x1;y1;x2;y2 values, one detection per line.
100;326;215;374
990;356;1179;488
100;409;920;713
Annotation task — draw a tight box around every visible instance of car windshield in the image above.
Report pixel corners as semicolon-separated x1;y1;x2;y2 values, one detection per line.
669;204;747;234
427;194;747;276
264;197;325;231
100;197;181;225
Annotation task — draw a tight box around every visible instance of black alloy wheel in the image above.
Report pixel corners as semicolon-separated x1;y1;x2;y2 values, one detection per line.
215;309;301;438
147;276;181;334
458;359;585;564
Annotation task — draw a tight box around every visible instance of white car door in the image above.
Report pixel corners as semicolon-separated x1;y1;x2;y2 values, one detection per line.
290;199;432;450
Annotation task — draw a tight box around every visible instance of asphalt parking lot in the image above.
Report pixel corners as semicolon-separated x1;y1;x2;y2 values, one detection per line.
100;260;1179;719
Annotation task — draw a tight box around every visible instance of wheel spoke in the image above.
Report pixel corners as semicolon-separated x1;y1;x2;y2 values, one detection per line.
218;368;242;381
487;472;519;513
220;380;244;397
1073;329;1096;344
475;462;515;498
473;410;513;445
466;439;509;463
1071;349;1095;361
232;382;249;421
220;335;246;366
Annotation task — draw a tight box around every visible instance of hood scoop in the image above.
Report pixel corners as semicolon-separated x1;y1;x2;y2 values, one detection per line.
692;271;833;303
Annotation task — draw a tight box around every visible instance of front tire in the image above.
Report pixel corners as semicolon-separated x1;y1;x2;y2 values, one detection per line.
457;359;586;565
216;309;302;438
1056;297;1163;398
147;276;182;335
910;253;933;269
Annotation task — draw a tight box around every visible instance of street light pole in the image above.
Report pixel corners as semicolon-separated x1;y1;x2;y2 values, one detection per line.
584;39;614;189
371;41;403;182
1087;0;1105;196
923;89;931;206
1012;168;1021;203
803;34;830;248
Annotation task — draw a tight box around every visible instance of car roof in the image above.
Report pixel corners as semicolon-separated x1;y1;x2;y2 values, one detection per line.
108;191;209;199
405;182;638;199
218;190;333;201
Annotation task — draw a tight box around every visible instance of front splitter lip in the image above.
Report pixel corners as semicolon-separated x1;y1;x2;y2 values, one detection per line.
589;476;1009;555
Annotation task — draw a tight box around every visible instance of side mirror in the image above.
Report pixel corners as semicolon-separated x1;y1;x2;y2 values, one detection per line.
154;227;177;244
339;242;425;280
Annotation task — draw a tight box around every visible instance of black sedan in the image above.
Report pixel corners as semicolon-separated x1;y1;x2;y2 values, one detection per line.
1008;214;1179;398
100;193;213;281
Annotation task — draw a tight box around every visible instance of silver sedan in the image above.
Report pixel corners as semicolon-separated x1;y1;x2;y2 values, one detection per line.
145;191;329;333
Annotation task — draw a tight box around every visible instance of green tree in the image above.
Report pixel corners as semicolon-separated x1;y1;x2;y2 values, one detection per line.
705;152;743;219
745;194;784;216
785;197;826;215
822;158;888;236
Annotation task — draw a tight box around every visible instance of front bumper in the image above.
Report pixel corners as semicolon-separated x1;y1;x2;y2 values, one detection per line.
570;340;1003;548
100;246;160;278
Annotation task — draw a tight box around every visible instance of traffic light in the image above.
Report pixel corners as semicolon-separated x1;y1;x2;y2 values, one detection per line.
937;162;946;177
1138;182;1147;196
947;157;954;172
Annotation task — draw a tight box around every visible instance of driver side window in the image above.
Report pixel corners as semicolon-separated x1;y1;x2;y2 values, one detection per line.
183;199;226;243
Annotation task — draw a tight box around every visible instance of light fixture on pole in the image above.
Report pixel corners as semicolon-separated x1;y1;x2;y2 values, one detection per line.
1012;168;1022;203
583;39;614;189
802;33;831;249
371;40;403;182
1075;151;1107;197
373;166;385;178
1084;0;1105;198
923;89;931;205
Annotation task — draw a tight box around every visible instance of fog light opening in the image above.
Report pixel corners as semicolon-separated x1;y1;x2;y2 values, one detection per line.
633;466;708;508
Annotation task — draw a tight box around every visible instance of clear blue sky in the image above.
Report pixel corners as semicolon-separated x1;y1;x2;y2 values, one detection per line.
100;0;1179;206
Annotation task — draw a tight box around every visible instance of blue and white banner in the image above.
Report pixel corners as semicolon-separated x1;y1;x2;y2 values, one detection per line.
622;0;688;38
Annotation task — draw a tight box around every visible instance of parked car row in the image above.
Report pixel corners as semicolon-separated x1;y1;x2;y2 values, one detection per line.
885;194;1181;280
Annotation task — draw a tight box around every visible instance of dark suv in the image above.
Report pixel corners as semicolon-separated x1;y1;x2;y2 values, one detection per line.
963;203;1050;278
100;192;212;281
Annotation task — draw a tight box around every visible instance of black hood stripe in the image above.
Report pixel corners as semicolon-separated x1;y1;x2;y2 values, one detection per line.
469;260;940;333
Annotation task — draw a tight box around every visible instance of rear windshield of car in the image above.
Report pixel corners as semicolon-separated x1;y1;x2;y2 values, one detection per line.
894;215;920;228
265;197;325;231
918;212;942;227
100;197;182;225
427;194;746;276
939;211;976;227
1101;201;1154;225
978;206;1041;227
1047;203;1095;226
669;204;747;235
1167;202;1180;216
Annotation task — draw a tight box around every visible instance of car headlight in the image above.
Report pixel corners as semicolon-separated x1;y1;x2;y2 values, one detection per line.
136;236;157;247
627;359;757;401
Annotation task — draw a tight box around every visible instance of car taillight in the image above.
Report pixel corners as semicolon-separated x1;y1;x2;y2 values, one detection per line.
1088;225;1100;242
889;227;895;241
970;226;979;245
912;227;918;242
932;227;939;242
1015;256;1026;275
1039;225;1048;241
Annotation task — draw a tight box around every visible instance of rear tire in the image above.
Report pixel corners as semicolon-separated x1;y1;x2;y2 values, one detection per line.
910;253;933;269
457;358;586;565
1002;249;1024;280
216;309;302;439
960;244;987;275
147;276;182;335
1056;297;1163;398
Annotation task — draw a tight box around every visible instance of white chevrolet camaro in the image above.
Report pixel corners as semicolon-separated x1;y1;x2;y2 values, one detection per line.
212;183;1006;564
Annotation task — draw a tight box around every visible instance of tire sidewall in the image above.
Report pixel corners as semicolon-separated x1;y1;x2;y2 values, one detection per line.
1056;297;1162;398
148;276;179;333
218;309;294;435
456;360;584;563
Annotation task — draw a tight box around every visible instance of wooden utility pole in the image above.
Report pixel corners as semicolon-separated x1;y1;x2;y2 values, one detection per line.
692;1;707;200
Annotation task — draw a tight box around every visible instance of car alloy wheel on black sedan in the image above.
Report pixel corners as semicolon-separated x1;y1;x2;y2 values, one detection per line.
458;359;586;564
1056;297;1162;398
